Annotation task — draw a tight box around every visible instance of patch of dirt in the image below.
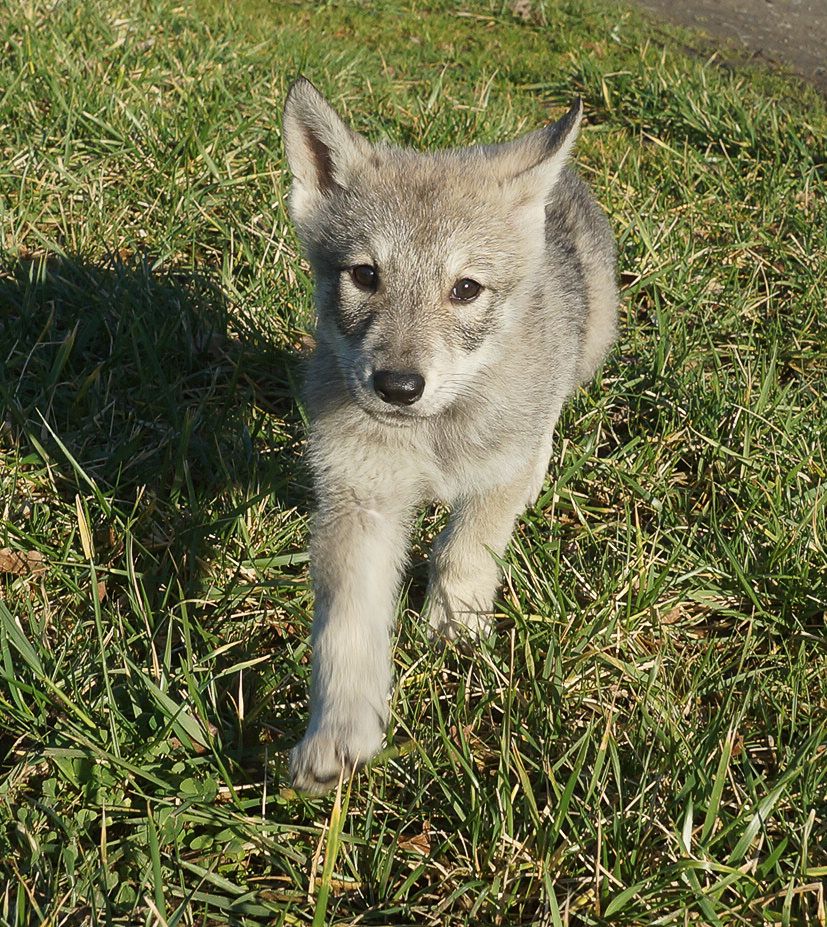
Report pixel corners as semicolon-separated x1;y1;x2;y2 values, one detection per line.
629;0;827;93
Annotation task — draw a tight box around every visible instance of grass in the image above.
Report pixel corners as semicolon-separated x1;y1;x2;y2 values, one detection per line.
1;0;825;923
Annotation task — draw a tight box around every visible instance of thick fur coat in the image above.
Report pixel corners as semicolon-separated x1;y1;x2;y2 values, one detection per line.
282;78;618;793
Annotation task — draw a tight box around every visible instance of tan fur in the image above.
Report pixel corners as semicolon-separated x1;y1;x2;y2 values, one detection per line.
282;79;618;793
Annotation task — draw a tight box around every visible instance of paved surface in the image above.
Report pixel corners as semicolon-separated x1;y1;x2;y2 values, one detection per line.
629;0;827;93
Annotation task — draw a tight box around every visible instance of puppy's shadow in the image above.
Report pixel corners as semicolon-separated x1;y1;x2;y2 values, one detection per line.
0;251;309;762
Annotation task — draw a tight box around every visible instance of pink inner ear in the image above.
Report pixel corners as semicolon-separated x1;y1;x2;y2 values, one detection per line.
302;124;337;193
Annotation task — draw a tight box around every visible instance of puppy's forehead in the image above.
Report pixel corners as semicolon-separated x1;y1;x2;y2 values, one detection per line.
369;151;499;212
350;152;511;261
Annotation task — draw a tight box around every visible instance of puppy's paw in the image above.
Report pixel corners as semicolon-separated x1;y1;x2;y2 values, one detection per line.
426;592;494;642
290;719;384;796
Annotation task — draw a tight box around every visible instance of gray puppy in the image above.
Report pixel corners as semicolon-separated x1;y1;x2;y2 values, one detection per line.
282;78;617;794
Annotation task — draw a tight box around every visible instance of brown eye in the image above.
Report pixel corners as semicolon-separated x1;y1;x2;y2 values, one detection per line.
451;278;482;302
350;264;378;291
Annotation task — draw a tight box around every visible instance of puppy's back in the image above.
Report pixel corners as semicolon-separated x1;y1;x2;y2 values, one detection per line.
547;168;618;383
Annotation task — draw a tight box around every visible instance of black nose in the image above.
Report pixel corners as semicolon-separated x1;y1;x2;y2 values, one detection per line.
372;369;425;406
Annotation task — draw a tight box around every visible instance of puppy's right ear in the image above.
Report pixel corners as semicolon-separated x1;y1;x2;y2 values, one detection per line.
282;78;371;223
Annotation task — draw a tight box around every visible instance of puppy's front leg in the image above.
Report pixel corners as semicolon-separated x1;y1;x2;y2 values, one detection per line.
427;471;536;639
290;492;411;794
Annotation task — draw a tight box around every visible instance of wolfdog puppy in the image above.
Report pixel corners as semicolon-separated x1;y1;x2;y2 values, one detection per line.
282;78;617;794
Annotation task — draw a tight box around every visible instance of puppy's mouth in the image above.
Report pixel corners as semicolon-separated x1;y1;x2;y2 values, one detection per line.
359;401;429;426
365;409;430;428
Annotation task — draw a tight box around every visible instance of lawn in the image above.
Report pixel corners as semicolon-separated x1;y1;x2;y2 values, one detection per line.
1;0;825;924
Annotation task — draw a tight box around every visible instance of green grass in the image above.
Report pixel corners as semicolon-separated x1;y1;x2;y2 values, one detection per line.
1;0;825;923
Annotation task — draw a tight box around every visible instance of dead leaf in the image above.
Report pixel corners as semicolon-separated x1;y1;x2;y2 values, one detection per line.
662;606;684;625
0;548;47;576
511;0;536;22
298;332;316;353
398;821;431;856
169;720;219;755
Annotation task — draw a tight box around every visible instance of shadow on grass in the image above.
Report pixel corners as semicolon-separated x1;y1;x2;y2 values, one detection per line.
0;251;309;765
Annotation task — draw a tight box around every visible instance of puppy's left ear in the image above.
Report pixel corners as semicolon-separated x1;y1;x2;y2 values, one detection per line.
492;98;583;231
528;96;583;192
282;78;372;223
493;97;582;190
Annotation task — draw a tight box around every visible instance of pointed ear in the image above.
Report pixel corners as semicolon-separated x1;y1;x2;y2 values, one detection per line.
282;77;372;222
484;97;583;242
490;97;583;208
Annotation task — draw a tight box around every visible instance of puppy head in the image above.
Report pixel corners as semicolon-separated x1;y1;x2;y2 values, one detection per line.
283;78;581;422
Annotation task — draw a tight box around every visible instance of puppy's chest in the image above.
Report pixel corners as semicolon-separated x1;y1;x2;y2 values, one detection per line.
417;412;537;504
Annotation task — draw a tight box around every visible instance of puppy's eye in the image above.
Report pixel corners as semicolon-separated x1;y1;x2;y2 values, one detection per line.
350;264;378;291
450;278;482;302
